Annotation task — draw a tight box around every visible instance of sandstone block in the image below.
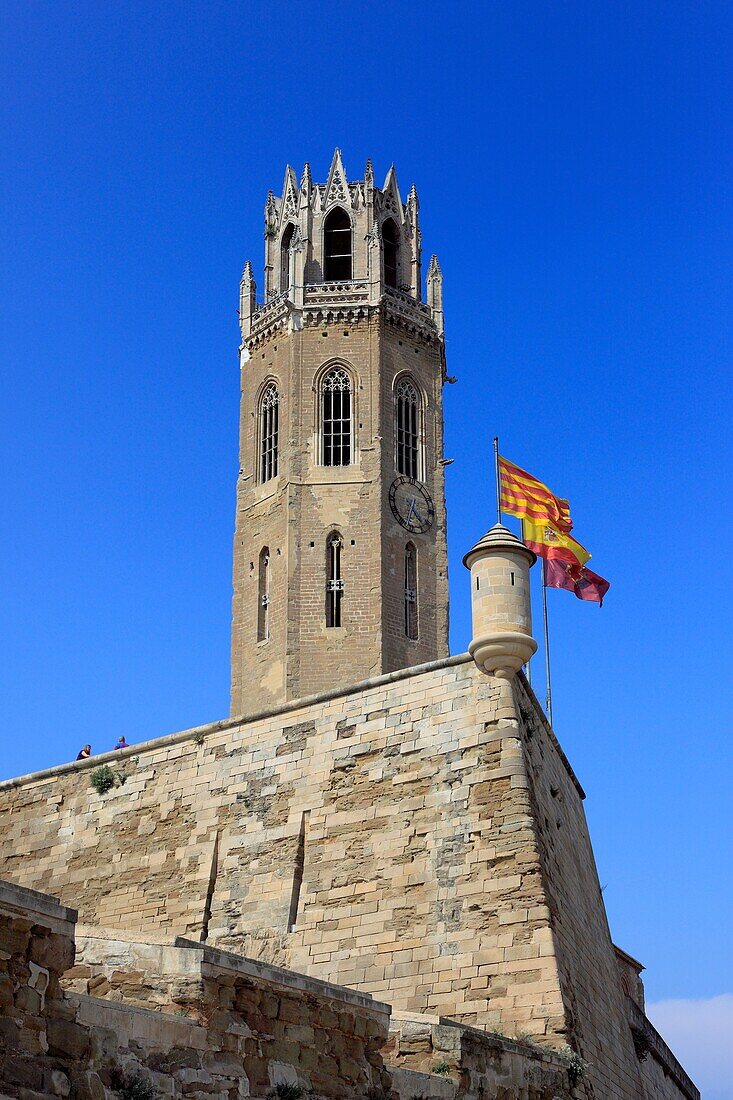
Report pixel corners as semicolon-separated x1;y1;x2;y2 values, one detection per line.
14;986;42;1015
203;1051;245;1075
47;1017;90;1059
2;1056;43;1090
47;1070;71;1097
29;933;74;975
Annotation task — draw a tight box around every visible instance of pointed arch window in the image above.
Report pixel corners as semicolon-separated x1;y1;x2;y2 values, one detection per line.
395;376;421;480
404;542;418;640
322;367;352;466
257;546;271;642
280;223;296;293
326;533;344;628
383;218;399;289
324;207;352;281
259;382;279;483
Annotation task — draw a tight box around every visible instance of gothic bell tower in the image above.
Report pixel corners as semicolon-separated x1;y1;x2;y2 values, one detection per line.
231;150;450;714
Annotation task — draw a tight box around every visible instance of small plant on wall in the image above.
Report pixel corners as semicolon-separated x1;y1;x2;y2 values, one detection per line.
556;1045;588;1086
631;1026;651;1062
268;1085;305;1100
90;765;127;796
90;766;115;794
110;1069;156;1100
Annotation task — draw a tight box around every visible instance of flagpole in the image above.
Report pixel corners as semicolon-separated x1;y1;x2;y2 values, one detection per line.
520;517;532;687
493;436;502;524
541;557;553;725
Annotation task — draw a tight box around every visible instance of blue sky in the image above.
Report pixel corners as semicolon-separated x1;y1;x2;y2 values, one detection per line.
2;2;731;1092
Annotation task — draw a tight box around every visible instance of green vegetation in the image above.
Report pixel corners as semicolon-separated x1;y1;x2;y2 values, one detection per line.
110;1070;156;1100
268;1084;305;1100
631;1026;651;1062
90;766;115;795
556;1045;589;1086
90;764;128;795
366;1088;392;1100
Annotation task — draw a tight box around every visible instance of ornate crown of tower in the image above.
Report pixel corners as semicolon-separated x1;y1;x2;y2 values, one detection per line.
231;150;450;714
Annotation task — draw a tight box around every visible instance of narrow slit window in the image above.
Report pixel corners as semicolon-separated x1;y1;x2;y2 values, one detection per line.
280;223;295;293
257;546;270;641
259;382;279;483
383;218;399;288
396;376;421;479
322;368;352;466
404;542;418;640
323;207;352;281
326;533;344;627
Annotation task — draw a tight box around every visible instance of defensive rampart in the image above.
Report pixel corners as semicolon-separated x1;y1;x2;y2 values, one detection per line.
0;658;698;1100
1;879;580;1100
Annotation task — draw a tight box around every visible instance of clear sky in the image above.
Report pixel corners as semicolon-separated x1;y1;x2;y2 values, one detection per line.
2;3;731;1094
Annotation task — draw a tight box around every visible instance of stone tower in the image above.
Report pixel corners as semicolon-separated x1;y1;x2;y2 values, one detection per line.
231;150;450;714
463;524;538;679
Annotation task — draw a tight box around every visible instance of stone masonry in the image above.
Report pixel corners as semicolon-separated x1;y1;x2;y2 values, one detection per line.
0;152;699;1100
0;880;594;1100
231;152;450;714
0;657;698;1100
0;880;394;1100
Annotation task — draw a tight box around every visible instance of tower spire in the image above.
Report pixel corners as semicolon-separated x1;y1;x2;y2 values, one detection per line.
324;148;350;208
300;162;313;200
427;255;444;335
239;261;256;339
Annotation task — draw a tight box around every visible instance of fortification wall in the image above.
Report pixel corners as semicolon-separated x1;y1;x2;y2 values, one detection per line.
514;680;698;1100
0;658;569;1041
0;659;698;1100
515;681;642;1096
0;880;392;1100
0;880;585;1100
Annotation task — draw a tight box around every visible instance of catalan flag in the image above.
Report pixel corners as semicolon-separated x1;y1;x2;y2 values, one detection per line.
497;450;610;605
498;455;573;533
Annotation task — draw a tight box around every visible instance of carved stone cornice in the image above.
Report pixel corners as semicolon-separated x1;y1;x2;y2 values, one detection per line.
245;282;441;350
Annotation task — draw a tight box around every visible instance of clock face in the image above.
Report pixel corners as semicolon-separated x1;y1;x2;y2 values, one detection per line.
389;477;435;533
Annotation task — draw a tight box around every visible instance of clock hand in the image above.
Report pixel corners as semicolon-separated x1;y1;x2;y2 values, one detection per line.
404;497;417;525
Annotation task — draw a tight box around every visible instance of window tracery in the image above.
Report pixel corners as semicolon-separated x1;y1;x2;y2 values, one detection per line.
404;542;418;640
326;533;344;627
257;546;270;642
259;382;279;483
322;368;352;466
395;376;421;479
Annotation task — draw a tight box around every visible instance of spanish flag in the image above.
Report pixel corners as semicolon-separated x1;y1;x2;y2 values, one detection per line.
521;517;590;570
499;452;611;604
498;455;573;533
